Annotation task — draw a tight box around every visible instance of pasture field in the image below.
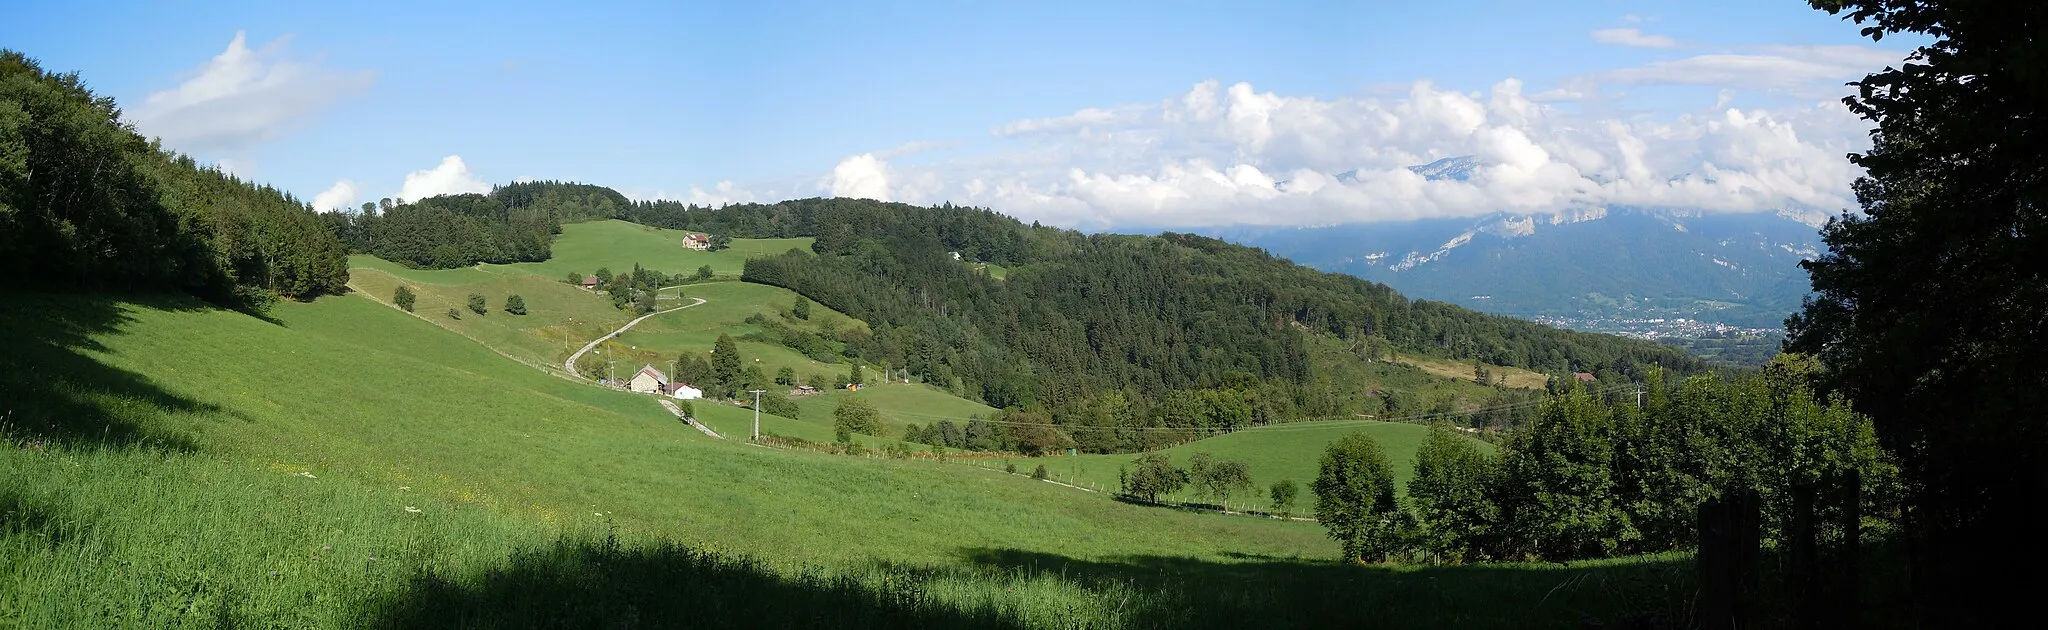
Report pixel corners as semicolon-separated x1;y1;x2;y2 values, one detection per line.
0;291;1691;627
493;220;813;280
345;261;633;370
1007;420;1493;504
1398;354;1550;390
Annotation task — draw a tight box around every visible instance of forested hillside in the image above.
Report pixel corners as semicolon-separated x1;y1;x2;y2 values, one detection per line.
730;198;1705;447
0;51;348;305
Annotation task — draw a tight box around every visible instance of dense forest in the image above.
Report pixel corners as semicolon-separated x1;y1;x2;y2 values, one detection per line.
723;197;1705;449
0;51;348;306
320;180;637;269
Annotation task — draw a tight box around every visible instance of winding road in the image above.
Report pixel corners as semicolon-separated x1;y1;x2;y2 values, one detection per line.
564;296;707;377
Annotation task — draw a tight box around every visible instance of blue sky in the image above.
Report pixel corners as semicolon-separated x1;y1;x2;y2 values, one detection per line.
0;0;1916;228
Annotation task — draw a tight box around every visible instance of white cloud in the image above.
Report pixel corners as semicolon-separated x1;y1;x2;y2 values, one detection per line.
627;181;761;207
129;31;373;153
828;153;893;201
1591;27;1678;49
1598;45;1906;89
398;156;490;202
814;76;1876;229
312;179;359;212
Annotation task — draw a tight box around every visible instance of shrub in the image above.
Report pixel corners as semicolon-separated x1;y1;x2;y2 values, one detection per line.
1030;464;1049;481
467;293;487;315
775;367;796;386
694;265;714;280
1409;425;1500;560
759;393;800;419
1270;479;1299;518
565;271;581;285
793;296;812;320
833;398;883;437
1004;462;1017;475
675;400;694;418
393;285;416;312
504;294;527;315
1120;452;1187;502
1314;432;1404;563
446;308;461;320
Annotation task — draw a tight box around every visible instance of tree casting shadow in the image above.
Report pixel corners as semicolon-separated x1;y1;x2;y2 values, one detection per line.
354;538;1026;629
0;292;219;451
953;547;1696;629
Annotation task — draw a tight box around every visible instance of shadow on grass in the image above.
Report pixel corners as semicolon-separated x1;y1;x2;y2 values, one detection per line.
954;547;1695;629
0;292;218;451
354;538;1026;629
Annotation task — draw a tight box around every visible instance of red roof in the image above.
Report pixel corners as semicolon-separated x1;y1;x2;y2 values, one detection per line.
582;275;598;286
666;382;698;394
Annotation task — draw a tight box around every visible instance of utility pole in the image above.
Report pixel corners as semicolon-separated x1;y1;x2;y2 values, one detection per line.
1635;386;1645;408
749;389;767;440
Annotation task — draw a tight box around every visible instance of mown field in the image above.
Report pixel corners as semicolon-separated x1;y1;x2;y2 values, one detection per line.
0;291;1692;627
501;220;813;280
1005;420;1492;505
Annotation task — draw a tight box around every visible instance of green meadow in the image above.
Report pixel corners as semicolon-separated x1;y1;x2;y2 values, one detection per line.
500;220;814;280
1007;420;1492;503
0;291;1691;627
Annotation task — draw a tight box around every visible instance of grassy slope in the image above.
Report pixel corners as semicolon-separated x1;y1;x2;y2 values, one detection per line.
1008;421;1494;502
1399;355;1549;390
0;292;1692;627
501;220;813;280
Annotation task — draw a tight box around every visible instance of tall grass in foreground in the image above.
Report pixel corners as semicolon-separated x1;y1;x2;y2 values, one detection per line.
2;436;1699;628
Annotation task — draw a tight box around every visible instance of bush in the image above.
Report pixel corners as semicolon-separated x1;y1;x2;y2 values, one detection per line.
446;308;461;320
1409;425;1499;560
833;398;883;437
1314;432;1404;563
1270;479;1299;518
1120;452;1187;502
1004;462;1017;475
775;367;796;386
694;265;714;280
886;441;913;459
394;285;416;312
675;400;694;418
793;296;812;320
504;294;527;315
565;271;581;285
759;393;800;419
467;293;487;315
1030;464;1049;481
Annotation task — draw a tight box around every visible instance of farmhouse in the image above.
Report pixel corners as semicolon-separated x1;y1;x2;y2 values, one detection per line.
682;233;711;250
666;382;703;400
581;275;599;289
628;365;667;394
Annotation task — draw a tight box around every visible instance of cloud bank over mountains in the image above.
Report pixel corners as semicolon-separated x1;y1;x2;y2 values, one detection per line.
783;74;1875;229
724;33;1906;230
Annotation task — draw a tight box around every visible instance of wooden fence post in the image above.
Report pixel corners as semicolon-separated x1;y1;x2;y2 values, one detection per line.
1699;488;1763;629
1791;479;1819;630
1830;469;1862;629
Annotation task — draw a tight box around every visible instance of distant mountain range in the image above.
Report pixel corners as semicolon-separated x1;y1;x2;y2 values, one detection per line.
1194;157;1835;334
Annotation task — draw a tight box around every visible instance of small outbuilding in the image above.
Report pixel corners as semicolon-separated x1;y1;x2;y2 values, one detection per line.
629;365;668;394
582;275;599;289
667;382;703;400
